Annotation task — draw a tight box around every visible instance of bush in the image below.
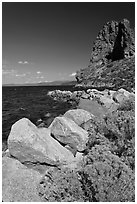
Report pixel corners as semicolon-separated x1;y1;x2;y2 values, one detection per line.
103;110;135;170
82;107;135;170
79;145;135;202
37;96;135;202
38;167;85;202
37;142;135;202
118;98;135;111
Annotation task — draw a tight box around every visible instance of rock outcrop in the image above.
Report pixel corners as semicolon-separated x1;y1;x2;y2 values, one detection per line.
2;156;42;202
75;19;135;91
64;109;95;126
112;88;135;104
49;116;89;151
78;98;108;118
90;19;134;65
47;90;83;105
47;90;72;102
8;118;75;166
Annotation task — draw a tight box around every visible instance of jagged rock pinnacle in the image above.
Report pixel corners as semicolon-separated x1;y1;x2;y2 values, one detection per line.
75;19;135;91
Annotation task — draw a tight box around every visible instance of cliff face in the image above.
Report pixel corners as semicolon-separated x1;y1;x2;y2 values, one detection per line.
76;19;135;91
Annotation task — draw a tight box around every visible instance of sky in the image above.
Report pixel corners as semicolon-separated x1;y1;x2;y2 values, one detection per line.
2;2;135;84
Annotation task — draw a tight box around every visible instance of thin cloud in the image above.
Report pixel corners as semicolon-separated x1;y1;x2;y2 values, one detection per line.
18;61;23;64
18;61;29;65
36;76;44;79
15;73;26;77
24;61;28;64
2;69;17;75
36;71;41;74
69;72;76;77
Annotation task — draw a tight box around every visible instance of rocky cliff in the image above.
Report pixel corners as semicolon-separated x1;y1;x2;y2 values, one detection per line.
76;19;135;91
2;18;135;202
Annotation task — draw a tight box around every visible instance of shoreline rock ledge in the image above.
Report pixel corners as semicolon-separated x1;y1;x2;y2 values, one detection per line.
3;93;135;201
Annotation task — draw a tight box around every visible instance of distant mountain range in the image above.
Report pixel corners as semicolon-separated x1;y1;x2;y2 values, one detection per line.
2;80;77;87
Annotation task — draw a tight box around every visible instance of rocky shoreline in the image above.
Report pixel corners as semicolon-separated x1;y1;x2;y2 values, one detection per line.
2;18;135;202
2;87;135;201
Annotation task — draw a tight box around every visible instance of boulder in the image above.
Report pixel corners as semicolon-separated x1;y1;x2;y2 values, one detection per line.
2;156;42;202
90;89;104;95
89;90;111;102
87;89;92;93
98;95;118;111
118;88;135;100
8;118;75;166
47;90;72;102
64;109;95;126
85;89;118;112
70;91;83;101
70;92;77;100
113;90;129;104
118;88;131;97
2;148;10;157
81;91;90;99
108;90;116;99
49;116;89;151
65;144;77;156
78;98;108;118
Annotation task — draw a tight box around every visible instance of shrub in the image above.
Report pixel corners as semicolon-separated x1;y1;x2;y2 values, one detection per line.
82;107;135;170
38;167;85;202
79;145;135;202
118;98;135;111
92;109;135;170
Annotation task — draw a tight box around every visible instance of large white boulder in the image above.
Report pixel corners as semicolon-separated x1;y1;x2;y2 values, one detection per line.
113;89;130;103
49;116;89;151
64;109;94;126
8;118;75;166
88;89;104;97
81;91;90;99
118;88;131;98
2;156;42;202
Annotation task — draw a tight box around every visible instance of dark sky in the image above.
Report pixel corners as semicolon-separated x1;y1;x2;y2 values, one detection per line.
2;2;135;84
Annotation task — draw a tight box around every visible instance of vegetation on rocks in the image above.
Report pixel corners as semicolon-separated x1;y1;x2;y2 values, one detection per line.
76;19;135;91
3;19;135;202
3;91;135;202
38;168;85;202
37;90;135;202
79;155;134;202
